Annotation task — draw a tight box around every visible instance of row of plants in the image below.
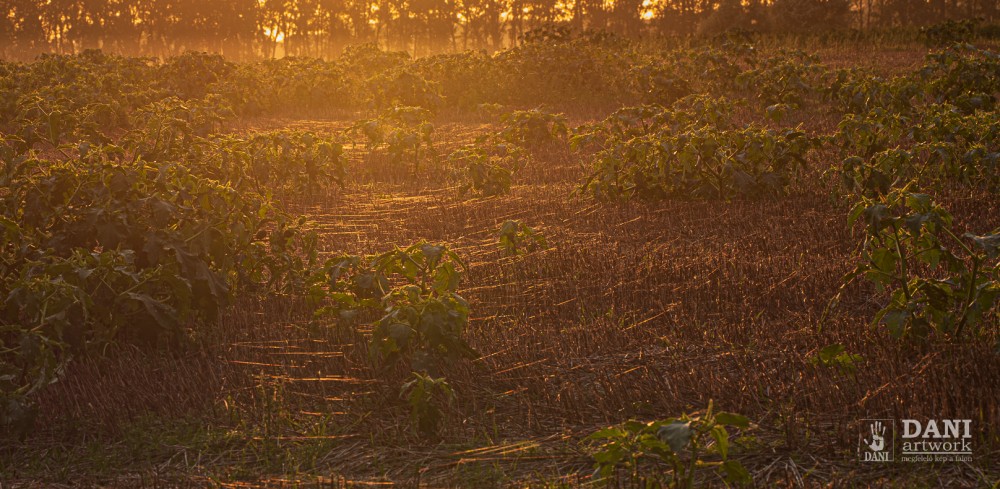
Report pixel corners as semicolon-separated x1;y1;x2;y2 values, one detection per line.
3;37;995;177
574;97;819;201
0;72;362;435
821;44;999;347
822;45;999;348
4;37;991;140
832;104;999;194
0;136;322;437
0;89;560;436
572;41;997;480
566;42;990;203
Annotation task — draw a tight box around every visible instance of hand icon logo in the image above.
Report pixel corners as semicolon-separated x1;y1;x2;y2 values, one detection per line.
865;421;886;452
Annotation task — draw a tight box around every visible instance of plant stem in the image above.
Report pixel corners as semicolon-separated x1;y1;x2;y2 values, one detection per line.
954;257;979;339
891;224;912;301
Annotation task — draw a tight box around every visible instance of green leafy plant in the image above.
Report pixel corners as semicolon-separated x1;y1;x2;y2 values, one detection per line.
663;45;744;95
450;139;525;197
921;19;978;46
822;70;919;115
370;243;477;372
123;95;234;161
765;103;792;122
207;130;347;195
158;51;234;100
581;123;815;200
0;139;320;437
628;59;692;105
412;52;504;110
311;243;478;373
572;97;735;152
585;401;751;488
498;220;547;256
735;50;823;107
309;254;388;327
809;344;862;375
1;51;161;148
494;33;635;107
919;44;999;113
844;187;999;341
365;69;443;111
831;104;999;193
347;106;435;171
499;108;568;147
400;372;455;436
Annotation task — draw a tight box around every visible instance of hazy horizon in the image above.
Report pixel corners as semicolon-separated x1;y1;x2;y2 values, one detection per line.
2;0;998;60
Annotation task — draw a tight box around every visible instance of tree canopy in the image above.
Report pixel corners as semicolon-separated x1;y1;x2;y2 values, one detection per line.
0;0;996;59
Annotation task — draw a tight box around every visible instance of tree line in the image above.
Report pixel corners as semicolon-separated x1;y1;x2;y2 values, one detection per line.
1;0;997;59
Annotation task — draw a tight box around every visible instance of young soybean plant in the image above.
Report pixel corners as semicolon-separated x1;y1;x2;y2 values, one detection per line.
400;372;455;436
810;344;863;376
309;243;473;437
368;243;480;372
346;106;435;172
449;138;526;197
585;400;751;488
498;220;548;256
310;242;479;372
847;187;1000;341
499;108;568;148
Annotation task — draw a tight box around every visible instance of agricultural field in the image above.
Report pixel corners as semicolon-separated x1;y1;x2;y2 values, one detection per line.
1;26;999;488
